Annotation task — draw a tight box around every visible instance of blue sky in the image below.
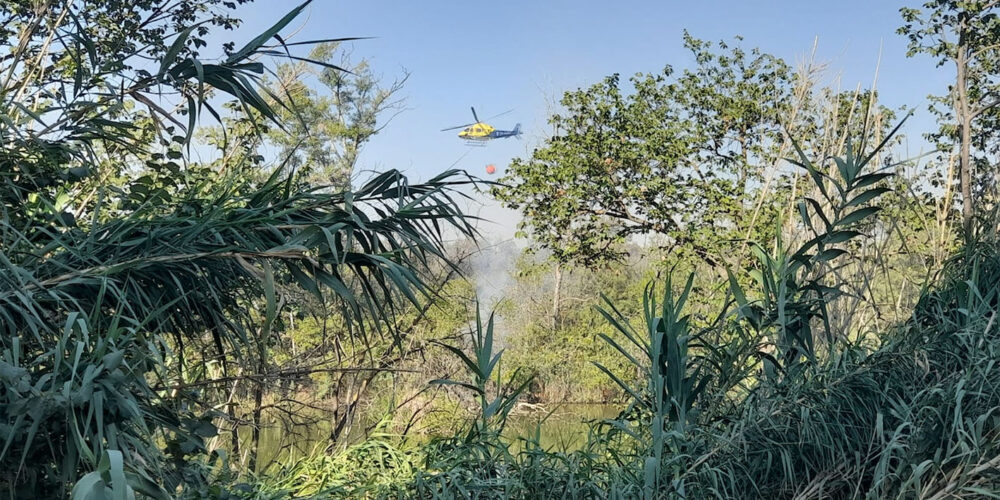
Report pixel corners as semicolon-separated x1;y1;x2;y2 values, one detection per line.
208;0;953;238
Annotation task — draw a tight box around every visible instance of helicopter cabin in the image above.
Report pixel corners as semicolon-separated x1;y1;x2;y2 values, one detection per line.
458;122;495;140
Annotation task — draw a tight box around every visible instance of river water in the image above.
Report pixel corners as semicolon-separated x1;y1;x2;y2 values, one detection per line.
503;403;620;450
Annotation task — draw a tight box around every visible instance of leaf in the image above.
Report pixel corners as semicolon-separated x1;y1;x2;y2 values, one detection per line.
275;36;371;48
803;197;832;232
815;248;848;263
184;96;197;147
846;187;891;208
798;200;814;233
432;341;482;378
71;471;105;500
192;420;217;438
833;156;851;184
787;156;829;201
836;206;880;227
158;26;195;77
852;172;893;190
860;113;911;168
104;450;129;500
726;268;748;307
597;332;644;369
824;230;863;244
227;1;313;64
593;362;645;404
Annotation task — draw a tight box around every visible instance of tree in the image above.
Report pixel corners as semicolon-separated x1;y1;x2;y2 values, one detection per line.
266;43;408;188
493;34;792;268
0;0;259;228
899;1;1000;238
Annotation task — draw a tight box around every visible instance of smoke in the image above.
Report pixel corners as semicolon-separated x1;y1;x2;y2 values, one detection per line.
466;236;522;345
431;179;526;343
469;237;521;308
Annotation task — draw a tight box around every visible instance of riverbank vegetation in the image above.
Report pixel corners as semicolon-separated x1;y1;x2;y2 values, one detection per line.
2;0;1000;498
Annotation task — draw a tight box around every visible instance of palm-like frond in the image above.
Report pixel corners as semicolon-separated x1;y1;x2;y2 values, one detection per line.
0;1;486;496
0;166;478;495
1;168;476;343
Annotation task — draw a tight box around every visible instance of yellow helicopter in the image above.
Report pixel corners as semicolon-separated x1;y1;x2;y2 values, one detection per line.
442;107;521;143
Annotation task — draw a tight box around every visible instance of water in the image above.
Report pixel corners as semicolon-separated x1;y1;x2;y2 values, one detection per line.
234;415;334;472
505;404;620;451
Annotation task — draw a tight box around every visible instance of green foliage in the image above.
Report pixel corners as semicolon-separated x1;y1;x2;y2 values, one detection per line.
730;125;904;374
71;451;135;500
502;252;653;402
264;43;408;188
4;1;995;498
0;1;477;496
687;242;1000;497
595;274;712;498
252;424;419;498
494;33;792;267
0;164;476;496
216;235;1000;498
603;277;709;428
0;0;299;185
232;106;1000;500
899;0;1000;234
430;309;533;440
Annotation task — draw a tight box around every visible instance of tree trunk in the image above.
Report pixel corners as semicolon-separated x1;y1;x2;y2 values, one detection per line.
551;262;562;330
960;112;973;239
956;18;975;240
228;382;241;461
248;380;263;473
248;341;268;473
738;132;749;201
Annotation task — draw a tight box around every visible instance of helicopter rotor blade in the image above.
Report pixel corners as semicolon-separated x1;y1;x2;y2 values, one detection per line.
441;122;475;132
483;109;514;121
470;106;480;123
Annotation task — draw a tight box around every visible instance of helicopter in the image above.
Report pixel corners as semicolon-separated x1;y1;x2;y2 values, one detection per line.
442;107;522;143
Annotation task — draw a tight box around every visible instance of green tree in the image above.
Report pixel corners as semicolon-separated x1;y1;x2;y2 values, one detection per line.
266;43;408;188
899;0;1000;238
0;0;259;229
493;34;792;267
